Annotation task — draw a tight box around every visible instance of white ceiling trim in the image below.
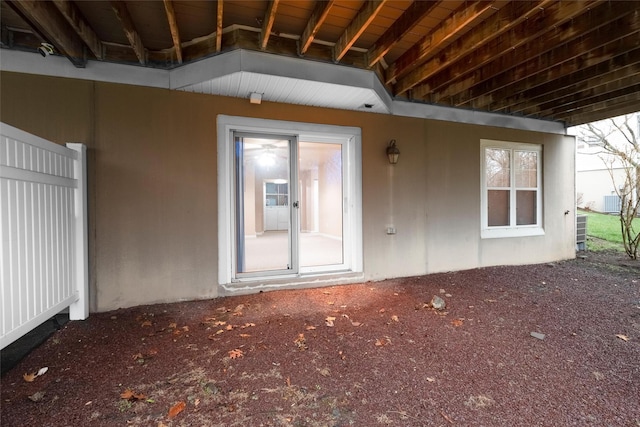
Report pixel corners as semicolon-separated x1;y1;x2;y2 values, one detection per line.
0;48;565;134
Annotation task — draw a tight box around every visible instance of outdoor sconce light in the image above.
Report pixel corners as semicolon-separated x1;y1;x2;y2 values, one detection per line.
386;139;400;164
249;92;262;104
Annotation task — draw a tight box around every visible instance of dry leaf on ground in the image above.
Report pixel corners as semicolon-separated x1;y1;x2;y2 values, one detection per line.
229;349;244;359
120;389;147;401
23;372;37;382
451;318;464;327
168;401;186;419
141;320;152;327
616;334;630;342
305;325;316;330
325;316;336;327
391;315;399;322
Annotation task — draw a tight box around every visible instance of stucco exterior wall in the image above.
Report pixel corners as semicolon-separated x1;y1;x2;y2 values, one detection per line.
1;71;576;312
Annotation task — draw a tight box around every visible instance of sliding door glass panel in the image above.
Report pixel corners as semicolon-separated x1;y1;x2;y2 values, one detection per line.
299;142;343;267
235;135;292;274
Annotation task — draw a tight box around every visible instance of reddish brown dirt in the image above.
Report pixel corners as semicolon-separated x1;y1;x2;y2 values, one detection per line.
2;252;639;427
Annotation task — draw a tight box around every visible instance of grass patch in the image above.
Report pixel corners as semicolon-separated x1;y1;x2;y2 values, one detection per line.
578;210;640;252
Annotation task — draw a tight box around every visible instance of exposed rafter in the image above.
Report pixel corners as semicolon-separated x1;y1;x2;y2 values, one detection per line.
216;0;223;52
511;51;640;116
260;0;279;51
6;0;86;67
367;0;441;68
163;0;183;64
0;0;637;126
333;0;387;62
109;0;146;65
428;2;638;108
51;0;103;60
299;0;334;56
385;0;499;85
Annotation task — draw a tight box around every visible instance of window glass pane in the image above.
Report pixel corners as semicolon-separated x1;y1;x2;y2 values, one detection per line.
486;149;510;187
516;190;537;225
488;190;510;226
299;142;343;267
515;151;537;188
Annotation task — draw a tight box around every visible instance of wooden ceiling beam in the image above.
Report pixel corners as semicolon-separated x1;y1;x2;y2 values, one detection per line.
414;0;626;104
6;0;86;67
51;0;103;60
367;0;441;68
109;0;146;65
260;0;279;50
560;97;640;127
216;0;223;52
509;50;640;116
552;92;640;126
299;0;334;56
163;0;183;64
385;0;499;85
333;0;387;62
537;79;640;118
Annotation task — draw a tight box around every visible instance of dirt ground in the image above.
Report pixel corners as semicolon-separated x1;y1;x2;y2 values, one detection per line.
2;250;639;427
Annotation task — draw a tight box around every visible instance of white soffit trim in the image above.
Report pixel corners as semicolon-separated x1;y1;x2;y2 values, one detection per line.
0;49;168;88
393;100;566;134
170;50;392;114
0;48;565;134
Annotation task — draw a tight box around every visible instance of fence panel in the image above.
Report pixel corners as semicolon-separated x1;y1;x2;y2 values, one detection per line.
0;123;87;350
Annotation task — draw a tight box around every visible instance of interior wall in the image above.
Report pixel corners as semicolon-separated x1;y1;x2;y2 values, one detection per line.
0;71;575;312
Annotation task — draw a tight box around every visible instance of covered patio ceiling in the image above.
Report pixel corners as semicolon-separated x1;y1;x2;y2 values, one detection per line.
1;0;639;127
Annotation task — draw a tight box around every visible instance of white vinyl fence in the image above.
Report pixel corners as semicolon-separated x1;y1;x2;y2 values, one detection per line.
0;123;88;350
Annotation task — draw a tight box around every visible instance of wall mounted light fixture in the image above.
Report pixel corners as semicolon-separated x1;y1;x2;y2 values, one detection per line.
386;139;400;164
249;92;262;104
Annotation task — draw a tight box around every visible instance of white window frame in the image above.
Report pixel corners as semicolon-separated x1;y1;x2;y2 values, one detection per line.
480;139;544;239
217;115;363;288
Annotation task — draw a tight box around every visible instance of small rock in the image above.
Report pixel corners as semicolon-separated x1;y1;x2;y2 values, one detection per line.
28;391;46;402
530;332;545;340
430;296;446;310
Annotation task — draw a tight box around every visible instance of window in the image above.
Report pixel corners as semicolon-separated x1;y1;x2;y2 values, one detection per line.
481;140;543;238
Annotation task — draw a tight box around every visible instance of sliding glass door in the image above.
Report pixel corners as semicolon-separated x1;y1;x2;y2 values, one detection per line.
233;133;345;278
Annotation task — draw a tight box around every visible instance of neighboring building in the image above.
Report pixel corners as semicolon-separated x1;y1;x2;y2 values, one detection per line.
573;114;639;213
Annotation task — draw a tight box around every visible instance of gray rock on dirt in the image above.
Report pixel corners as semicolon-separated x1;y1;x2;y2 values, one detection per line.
430;295;446;310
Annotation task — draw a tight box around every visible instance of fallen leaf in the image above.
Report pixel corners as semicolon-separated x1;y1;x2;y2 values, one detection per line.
426;377;436;382
225;324;233;331
379;308;386;314
375;337;391;347
294;333;308;350
325;316;336;327
182;326;189;332
23;372;37;382
194;398;200;407
286;377;291;387
327;301;335;305
121;389;147;401
229;349;244;359
168;401;186;419
233;304;245;313
36;367;48;377
168;322;177;329
616;334;630;342
239;333;251;338
451;318;464;327
350;321;362;327
391;315;399;322
241;322;256;328
305;325;317;330
141;320;152;327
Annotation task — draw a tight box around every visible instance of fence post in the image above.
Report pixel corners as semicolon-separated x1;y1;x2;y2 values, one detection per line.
66;143;88;320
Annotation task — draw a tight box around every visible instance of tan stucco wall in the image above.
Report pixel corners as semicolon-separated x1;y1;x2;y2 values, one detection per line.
1;71;575;312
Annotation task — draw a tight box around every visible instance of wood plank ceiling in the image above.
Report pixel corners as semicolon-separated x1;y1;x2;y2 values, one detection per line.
1;0;639;126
